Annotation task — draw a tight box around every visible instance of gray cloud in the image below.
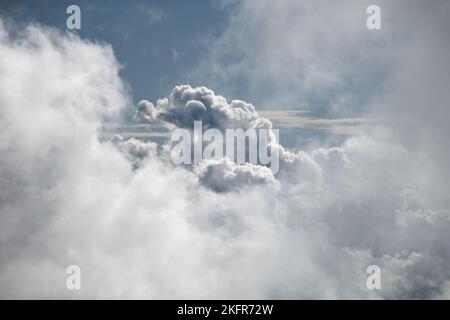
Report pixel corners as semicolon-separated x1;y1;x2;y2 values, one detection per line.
111;135;158;169
138;85;260;130
194;158;279;193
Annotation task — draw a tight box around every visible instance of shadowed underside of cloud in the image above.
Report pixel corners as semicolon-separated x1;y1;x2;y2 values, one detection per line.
0;10;450;299
193;158;279;193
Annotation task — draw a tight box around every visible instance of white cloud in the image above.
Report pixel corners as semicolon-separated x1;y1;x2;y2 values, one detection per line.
194;158;279;192
139;85;260;130
1;6;450;300
111;135;158;169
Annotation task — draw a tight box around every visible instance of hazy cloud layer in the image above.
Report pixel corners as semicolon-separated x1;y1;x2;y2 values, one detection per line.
192;0;450;119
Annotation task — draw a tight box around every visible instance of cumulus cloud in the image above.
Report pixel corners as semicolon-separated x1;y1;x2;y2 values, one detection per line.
1;1;450;301
191;0;392;116
194;158;279;193
138;85;259;130
111;135;158;169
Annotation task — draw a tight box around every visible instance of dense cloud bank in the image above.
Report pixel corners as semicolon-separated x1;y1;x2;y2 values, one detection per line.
1;10;450;299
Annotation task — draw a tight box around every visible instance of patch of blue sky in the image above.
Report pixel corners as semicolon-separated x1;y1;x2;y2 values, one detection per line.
1;0;228;104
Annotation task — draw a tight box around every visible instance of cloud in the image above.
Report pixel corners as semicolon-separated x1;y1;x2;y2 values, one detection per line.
138;85;259;130
190;0;392;116
193;158;279;192
137;84;324;184
1;4;450;300
111;135;158;169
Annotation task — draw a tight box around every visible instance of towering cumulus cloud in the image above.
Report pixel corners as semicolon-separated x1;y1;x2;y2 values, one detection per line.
0;15;450;299
138;85;260;130
139;84;322;184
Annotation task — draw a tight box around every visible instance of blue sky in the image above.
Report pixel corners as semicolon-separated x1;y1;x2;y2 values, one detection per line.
1;0;394;119
1;1;450;299
1;0;228;103
0;0;387;147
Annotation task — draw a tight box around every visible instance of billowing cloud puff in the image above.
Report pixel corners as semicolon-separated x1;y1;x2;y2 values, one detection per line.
138;85;259;130
311;147;352;175
111;135;158;169
194;158;279;192
136;100;157;122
